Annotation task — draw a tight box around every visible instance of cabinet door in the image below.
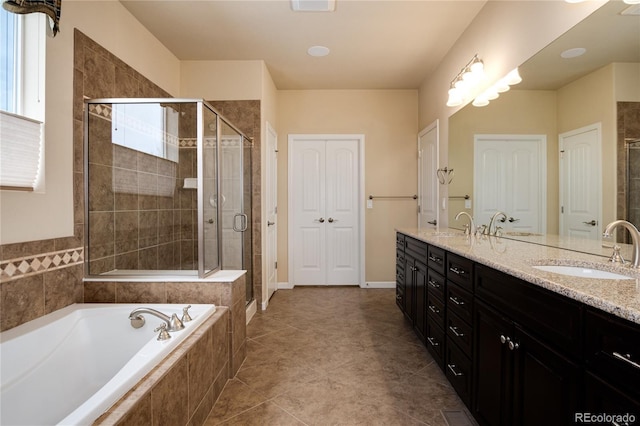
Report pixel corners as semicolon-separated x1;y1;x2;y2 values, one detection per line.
473;301;512;426
583;372;640;418
512;325;580;426
414;260;428;342
403;255;415;321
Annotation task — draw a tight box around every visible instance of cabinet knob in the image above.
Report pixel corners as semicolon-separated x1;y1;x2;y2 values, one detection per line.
508;340;519;351
500;335;510;344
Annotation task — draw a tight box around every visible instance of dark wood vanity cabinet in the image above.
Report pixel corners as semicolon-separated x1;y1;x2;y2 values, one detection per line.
473;300;580;426
583;308;640;415
400;237;428;341
394;232;640;425
473;264;582;426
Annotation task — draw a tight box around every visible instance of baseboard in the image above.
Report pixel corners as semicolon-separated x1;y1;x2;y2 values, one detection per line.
278;281;294;289
261;299;269;310
246;299;257;324
359;281;396;289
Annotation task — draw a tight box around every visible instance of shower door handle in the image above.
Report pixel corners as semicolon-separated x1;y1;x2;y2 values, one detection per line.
233;213;248;232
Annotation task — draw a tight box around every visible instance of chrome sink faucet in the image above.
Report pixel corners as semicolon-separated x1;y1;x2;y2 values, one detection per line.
603;220;640;268
489;211;508;236
129;307;185;331
455;211;476;236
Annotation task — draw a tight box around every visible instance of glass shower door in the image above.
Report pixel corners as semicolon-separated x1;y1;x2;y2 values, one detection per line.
219;119;252;302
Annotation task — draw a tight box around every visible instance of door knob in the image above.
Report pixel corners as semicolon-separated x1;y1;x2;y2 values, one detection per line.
318;218;325;223
508;217;520;223
267;221;275;226
427;220;437;225
583;220;597;226
328;217;336;223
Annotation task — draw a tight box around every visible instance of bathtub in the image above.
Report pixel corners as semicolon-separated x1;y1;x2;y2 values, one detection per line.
0;303;217;426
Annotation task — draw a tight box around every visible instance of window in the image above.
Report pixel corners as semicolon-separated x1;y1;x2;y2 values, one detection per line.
0;8;46;192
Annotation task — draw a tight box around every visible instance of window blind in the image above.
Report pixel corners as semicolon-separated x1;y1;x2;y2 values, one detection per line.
0;110;43;191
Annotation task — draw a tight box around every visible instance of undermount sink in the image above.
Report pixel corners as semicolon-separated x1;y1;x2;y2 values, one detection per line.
532;265;635;280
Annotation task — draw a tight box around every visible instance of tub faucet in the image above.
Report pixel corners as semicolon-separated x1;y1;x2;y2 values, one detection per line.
129;307;185;331
455;211;476;236
489;211;508;236
603;220;640;268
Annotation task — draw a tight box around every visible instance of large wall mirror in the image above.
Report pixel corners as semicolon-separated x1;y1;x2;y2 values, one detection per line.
447;0;640;256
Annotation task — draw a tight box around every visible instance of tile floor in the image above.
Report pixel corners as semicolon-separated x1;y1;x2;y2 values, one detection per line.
204;287;473;425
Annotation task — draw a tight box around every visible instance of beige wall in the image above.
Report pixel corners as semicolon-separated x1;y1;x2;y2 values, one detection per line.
447;90;558;232
418;0;605;227
180;60;264;100
557;64;617;226
0;0;181;244
277;90;418;284
615;63;640;102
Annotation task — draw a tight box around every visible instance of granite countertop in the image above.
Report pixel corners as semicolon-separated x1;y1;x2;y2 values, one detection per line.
397;228;640;325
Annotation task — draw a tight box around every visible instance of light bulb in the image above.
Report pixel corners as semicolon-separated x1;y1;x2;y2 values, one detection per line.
505;68;522;85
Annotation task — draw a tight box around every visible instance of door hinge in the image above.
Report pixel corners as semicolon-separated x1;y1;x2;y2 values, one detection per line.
561;206;564;214
560;150;565;159
275;206;277;214
417;205;421;214
275;261;277;269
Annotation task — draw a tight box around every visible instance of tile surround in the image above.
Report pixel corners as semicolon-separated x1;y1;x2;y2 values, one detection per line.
1;29;263;332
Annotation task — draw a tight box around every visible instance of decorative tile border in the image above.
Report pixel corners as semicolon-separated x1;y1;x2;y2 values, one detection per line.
0;247;84;282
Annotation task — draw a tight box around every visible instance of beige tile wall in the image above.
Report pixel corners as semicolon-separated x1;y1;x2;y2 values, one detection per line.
617;102;640;242
95;307;230;426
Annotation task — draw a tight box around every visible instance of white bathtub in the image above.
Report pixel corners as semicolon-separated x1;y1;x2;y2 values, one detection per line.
0;303;216;426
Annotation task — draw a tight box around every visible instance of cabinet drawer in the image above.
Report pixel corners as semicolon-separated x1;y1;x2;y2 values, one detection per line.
426;321;445;369
427;245;446;275
446;252;473;291
427;291;445;329
396;232;406;249
396;266;405;285
447;310;473;356
427;269;445;301
585;309;640;401
446;337;472;407
475;264;582;359
396;248;406;271
406;237;427;260
447;282;473;325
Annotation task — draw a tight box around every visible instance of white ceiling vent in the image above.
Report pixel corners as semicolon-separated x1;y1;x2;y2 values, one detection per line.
291;0;336;12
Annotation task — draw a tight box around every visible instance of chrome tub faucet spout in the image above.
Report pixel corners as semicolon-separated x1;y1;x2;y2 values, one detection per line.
603;220;640;268
129;307;185;331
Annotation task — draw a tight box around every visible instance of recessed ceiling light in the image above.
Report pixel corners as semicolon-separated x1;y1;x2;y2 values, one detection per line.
560;47;586;59
291;0;336;12
308;46;330;57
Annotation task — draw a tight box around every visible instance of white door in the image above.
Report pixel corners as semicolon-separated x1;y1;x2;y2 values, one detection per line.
418;121;439;229
559;124;602;239
474;135;547;233
289;135;362;286
265;122;278;303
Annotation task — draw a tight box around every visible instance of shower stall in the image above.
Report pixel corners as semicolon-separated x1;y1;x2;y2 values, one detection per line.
84;99;253;302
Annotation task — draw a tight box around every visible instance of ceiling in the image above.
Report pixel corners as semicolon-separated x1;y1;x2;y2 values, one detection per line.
119;0;487;90
518;0;640;90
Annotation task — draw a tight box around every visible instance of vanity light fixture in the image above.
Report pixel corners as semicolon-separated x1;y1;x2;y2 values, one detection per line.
472;67;522;107
446;54;484;107
623;0;640;5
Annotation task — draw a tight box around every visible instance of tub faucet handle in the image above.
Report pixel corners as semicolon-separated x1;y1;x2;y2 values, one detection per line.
182;305;193;323
154;323;171;341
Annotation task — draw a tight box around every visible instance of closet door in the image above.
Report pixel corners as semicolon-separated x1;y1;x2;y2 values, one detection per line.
290;135;361;286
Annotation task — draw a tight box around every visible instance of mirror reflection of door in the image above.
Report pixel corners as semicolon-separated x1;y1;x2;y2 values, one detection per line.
418;120;439;229
559;123;602;240
473;134;547;234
